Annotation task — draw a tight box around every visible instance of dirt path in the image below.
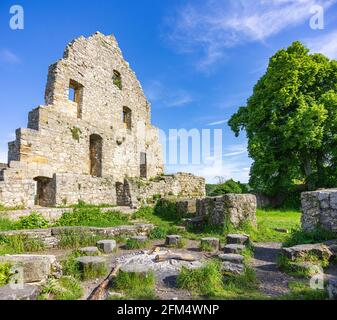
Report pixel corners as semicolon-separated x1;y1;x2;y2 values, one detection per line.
251;242;295;297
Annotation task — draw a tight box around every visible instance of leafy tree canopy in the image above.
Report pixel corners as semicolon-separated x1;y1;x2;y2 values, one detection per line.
229;41;337;196
207;179;249;196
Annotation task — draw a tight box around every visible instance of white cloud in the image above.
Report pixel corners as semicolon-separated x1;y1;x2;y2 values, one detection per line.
223;143;247;157
0;49;21;64
165;0;336;68
144;80;193;107
207;119;229;126
306;29;337;59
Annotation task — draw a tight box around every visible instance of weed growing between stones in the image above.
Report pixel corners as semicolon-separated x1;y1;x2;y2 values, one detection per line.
112;270;156;300
277;252;329;278
0;217;17;231
38;276;83;300
0;235;45;255
148;227;167;240
80;261;107;281
166;238;187;249
125;238;150;250
0;262;12;286
61;252;82;280
278;281;328;300
57;230;114;249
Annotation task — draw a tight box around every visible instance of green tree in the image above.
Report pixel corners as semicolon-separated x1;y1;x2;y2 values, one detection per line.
208;179;247;196
229;41;337;195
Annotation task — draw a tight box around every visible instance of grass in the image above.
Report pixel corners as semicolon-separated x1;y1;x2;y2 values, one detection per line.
277;251;329;278
112;270;157;300
61;251;107;281
125;238;150;250
283;227;337;247
167;238;187;249
38;276;83;300
0;217;17;231
57;230;115;249
0;235;45;255
278;281;328;300
176;260;265;300
0;212;49;231
0;262;12;286
0;204;25;212
55;207;130;228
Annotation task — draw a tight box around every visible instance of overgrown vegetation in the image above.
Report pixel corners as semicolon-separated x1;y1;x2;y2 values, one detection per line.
279;281;328;300
0;235;45;255
177;260;264;300
283;227;337;247
112;271;156;300
16;212;49;229
125;238;150;250
38;276;83;300
55;207;129;228
0;262;12;286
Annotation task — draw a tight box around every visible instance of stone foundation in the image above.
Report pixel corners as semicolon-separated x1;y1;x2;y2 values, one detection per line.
301;189;337;232
196;194;257;228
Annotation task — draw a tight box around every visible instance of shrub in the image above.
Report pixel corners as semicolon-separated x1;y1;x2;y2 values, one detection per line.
38;276;83;300
113;271;156;300
16;212;49;229
208;179;248;196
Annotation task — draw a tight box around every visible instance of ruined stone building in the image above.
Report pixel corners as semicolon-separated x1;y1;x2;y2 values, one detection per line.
0;32;205;208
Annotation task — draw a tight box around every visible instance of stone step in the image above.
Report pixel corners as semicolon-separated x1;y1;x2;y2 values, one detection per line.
218;253;244;264
200;238;220;251
97;240;117;254
165;235;182;247
79;247;100;256
222;262;245;275
224;244;246;255
226;234;250;245
281;243;333;261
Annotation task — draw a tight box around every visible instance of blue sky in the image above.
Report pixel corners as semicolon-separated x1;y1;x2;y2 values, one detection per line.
1;0;337;183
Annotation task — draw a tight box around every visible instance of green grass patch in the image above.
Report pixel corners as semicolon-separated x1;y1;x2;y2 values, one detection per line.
57;230;114;249
0;204;25;212
199;241;216;252
55;207;129;228
283;227;337;247
0;235;45;255
0;262;12;286
125;238;150;250
112;271;157;300
167;238;187;249
38;276;83;300
16;212;49;230
278;281;328;300
0;217;17;231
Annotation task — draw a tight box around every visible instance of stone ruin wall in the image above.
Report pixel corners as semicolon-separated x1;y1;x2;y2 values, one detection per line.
301;189;337;232
0;32;206;208
121;173;206;208
196;194;257;228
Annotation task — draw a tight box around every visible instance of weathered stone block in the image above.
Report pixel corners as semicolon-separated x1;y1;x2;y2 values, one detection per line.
97;240;117;254
0;255;62;284
0;284;39;300
165;235;182;247
79;247;100;256
200;238;220;251
226;234;249;245
76;256;107;279
224;244;246;255
218;254;244;264
281;244;332;261
221;262;245;275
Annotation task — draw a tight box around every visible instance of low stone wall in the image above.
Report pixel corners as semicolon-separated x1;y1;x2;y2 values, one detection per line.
196;194;257;228
0;224;154;248
125;173;206;207
1;206;135;222
301;189;337;232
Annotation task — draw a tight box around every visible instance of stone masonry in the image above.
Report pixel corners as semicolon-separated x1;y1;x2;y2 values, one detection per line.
196;194;257;228
0;32;205;208
301;189;337;232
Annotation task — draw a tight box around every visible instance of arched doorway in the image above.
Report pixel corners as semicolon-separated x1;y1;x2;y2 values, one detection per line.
90;134;103;177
